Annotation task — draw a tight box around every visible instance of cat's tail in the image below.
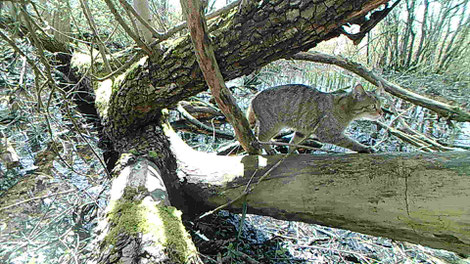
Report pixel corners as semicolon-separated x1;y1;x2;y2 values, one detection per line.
246;102;256;128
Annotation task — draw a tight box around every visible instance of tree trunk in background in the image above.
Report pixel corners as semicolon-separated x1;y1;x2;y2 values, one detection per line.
377;0;469;74
413;0;428;66
438;3;470;72
133;0;153;43
51;0;71;43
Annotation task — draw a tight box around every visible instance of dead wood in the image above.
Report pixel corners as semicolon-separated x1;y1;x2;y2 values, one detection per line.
164;125;470;254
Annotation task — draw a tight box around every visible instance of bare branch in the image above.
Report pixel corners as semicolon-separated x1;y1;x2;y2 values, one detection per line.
0;190;76;211
117;0;161;39
78;0;113;73
152;0;240;44
176;102;235;140
291;51;470;122
102;0;152;54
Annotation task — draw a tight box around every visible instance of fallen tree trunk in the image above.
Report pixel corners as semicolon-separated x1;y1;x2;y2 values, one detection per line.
165;125;470;254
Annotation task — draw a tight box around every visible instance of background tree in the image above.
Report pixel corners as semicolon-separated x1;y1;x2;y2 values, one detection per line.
374;0;470;75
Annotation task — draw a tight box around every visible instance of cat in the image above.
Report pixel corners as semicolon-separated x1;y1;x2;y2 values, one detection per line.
247;83;383;154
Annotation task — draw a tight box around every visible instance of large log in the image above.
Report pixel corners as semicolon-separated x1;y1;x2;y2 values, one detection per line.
165;125;470;254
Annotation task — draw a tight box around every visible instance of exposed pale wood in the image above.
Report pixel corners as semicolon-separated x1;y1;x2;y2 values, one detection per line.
90;157;200;263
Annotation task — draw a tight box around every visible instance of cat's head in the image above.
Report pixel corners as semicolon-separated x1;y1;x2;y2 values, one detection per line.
349;84;383;121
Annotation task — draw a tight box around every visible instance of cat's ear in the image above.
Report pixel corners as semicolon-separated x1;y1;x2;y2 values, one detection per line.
352;83;366;98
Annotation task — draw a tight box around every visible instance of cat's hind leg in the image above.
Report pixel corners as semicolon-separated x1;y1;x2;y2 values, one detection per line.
289;131;308;153
257;121;279;155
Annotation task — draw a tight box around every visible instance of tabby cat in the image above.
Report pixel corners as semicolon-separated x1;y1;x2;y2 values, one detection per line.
247;83;383;153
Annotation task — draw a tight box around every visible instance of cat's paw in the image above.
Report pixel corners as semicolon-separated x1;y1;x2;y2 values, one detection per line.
266;149;276;155
251;141;262;149
358;147;375;153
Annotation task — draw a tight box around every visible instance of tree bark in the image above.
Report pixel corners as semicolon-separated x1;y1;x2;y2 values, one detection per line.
180;0;259;154
11;0;468;261
88;124;202;263
89;156;200;263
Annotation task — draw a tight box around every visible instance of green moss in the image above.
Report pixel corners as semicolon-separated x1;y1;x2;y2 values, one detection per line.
70;51;109;77
103;192;197;263
122;57;147;82
148;151;160;159
165;36;187;53
212;8;237;32
129;149;139;155
400;208;470;238
94;55;149;119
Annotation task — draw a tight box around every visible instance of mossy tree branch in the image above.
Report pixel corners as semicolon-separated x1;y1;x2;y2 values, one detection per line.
106;0;392;144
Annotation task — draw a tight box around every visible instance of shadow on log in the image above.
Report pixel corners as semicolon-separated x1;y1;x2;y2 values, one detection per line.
164;124;470;254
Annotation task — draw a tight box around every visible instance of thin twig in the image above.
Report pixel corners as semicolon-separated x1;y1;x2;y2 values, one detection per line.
102;0;152;54
94;52;142;81
152;0;240;44
257;141;339;153
0;189;75;211
79;0;113;73
199;118;323;219
177;102;234;139
0;30;46;80
117;0;162;39
375;120;433;151
291;51;470;122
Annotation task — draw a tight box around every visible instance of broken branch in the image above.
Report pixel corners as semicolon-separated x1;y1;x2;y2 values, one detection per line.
180;0;260;154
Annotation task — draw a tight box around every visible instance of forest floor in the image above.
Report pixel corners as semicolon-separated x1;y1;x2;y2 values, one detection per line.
188;211;469;264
